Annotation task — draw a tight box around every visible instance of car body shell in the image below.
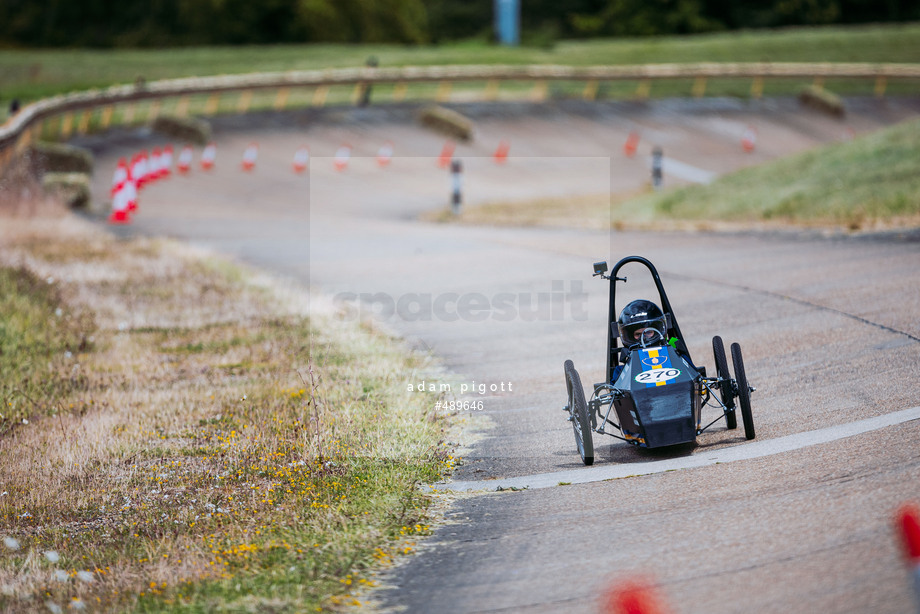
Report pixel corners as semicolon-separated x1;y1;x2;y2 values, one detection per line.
611;345;703;448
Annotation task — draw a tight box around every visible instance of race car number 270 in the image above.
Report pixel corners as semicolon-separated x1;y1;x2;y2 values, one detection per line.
635;368;680;384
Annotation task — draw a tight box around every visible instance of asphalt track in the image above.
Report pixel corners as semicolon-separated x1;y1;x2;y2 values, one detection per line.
84;97;920;613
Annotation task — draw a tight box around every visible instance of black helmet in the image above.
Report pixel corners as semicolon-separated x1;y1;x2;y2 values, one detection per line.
618;300;667;348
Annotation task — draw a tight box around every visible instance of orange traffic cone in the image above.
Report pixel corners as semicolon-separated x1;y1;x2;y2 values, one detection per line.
334;145;351;171
493;140;510;164
201;143;217;170
741;126;757;153
624;131;640;157
292;146;309;173
437;141;455;168
241;143;258;171
377;141;393;167
177;145;193;174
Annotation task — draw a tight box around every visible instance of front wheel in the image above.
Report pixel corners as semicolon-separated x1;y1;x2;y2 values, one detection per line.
564;360;594;466
712;336;737;429
730;343;755;440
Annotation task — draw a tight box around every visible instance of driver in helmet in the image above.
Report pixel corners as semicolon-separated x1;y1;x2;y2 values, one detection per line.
618;299;667;349
610;299;669;383
611;300;701;383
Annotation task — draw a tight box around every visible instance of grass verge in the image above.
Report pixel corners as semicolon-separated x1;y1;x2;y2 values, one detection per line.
436;117;920;232
0;213;458;613
628;115;920;230
2;23;920;107
421;192;632;229
0;265;94;438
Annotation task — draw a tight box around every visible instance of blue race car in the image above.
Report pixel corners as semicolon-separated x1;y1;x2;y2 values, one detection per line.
563;256;755;466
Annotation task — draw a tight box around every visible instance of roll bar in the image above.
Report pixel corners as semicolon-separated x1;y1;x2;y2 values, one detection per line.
598;256;692;383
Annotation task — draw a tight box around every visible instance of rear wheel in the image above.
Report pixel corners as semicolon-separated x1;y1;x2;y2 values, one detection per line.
712;336;737;429
564;360;594;466
730;343;755;440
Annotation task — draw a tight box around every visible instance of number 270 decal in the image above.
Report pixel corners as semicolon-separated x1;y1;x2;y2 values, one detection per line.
635;368;680;384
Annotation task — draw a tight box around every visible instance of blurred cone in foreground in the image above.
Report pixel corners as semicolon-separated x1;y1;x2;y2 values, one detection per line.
293;146;309;173
896;503;920;611
200;143;217;170
624;131;640;157
241;143;258;171
334;145;351;171
601;579;668;614
493;140;510;164
437;141;455;168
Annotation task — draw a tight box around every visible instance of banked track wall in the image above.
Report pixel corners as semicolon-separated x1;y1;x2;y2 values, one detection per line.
2;62;920;173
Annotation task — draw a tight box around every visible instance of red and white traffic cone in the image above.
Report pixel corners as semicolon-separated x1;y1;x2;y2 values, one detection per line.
896;503;920;611
292;146;309;173
143;150;155;187
128;154;141;195
241;143;258;171
133;152;149;190
160;145;173;178
108;180;131;225
125;167;138;213
377;141;393;167
493;140;510;164
624;131;640;157
437;141;455;168
110;158;128;197
334;145;351;171
200;142;217;170
177;145;193;174
741;126;757;153
149;148;162;182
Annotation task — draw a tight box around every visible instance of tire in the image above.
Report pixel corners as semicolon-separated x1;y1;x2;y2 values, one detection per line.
712;336;737;429
564;360;594;466
730;343;755;440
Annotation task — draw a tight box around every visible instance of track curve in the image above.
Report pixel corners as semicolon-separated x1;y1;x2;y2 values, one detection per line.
85;98;920;613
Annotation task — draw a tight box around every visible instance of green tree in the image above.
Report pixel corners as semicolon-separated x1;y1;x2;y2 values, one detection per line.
572;0;722;36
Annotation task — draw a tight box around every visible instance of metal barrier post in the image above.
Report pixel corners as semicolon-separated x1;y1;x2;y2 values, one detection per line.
450;159;463;215
651;147;663;191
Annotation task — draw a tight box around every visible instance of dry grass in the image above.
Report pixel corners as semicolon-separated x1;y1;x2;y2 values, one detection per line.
421;191;645;229
0;209;460;612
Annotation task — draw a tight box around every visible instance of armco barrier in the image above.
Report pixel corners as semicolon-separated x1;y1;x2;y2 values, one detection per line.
2;62;919;174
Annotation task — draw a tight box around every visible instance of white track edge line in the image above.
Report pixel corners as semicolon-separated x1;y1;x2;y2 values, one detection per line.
433;406;920;493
